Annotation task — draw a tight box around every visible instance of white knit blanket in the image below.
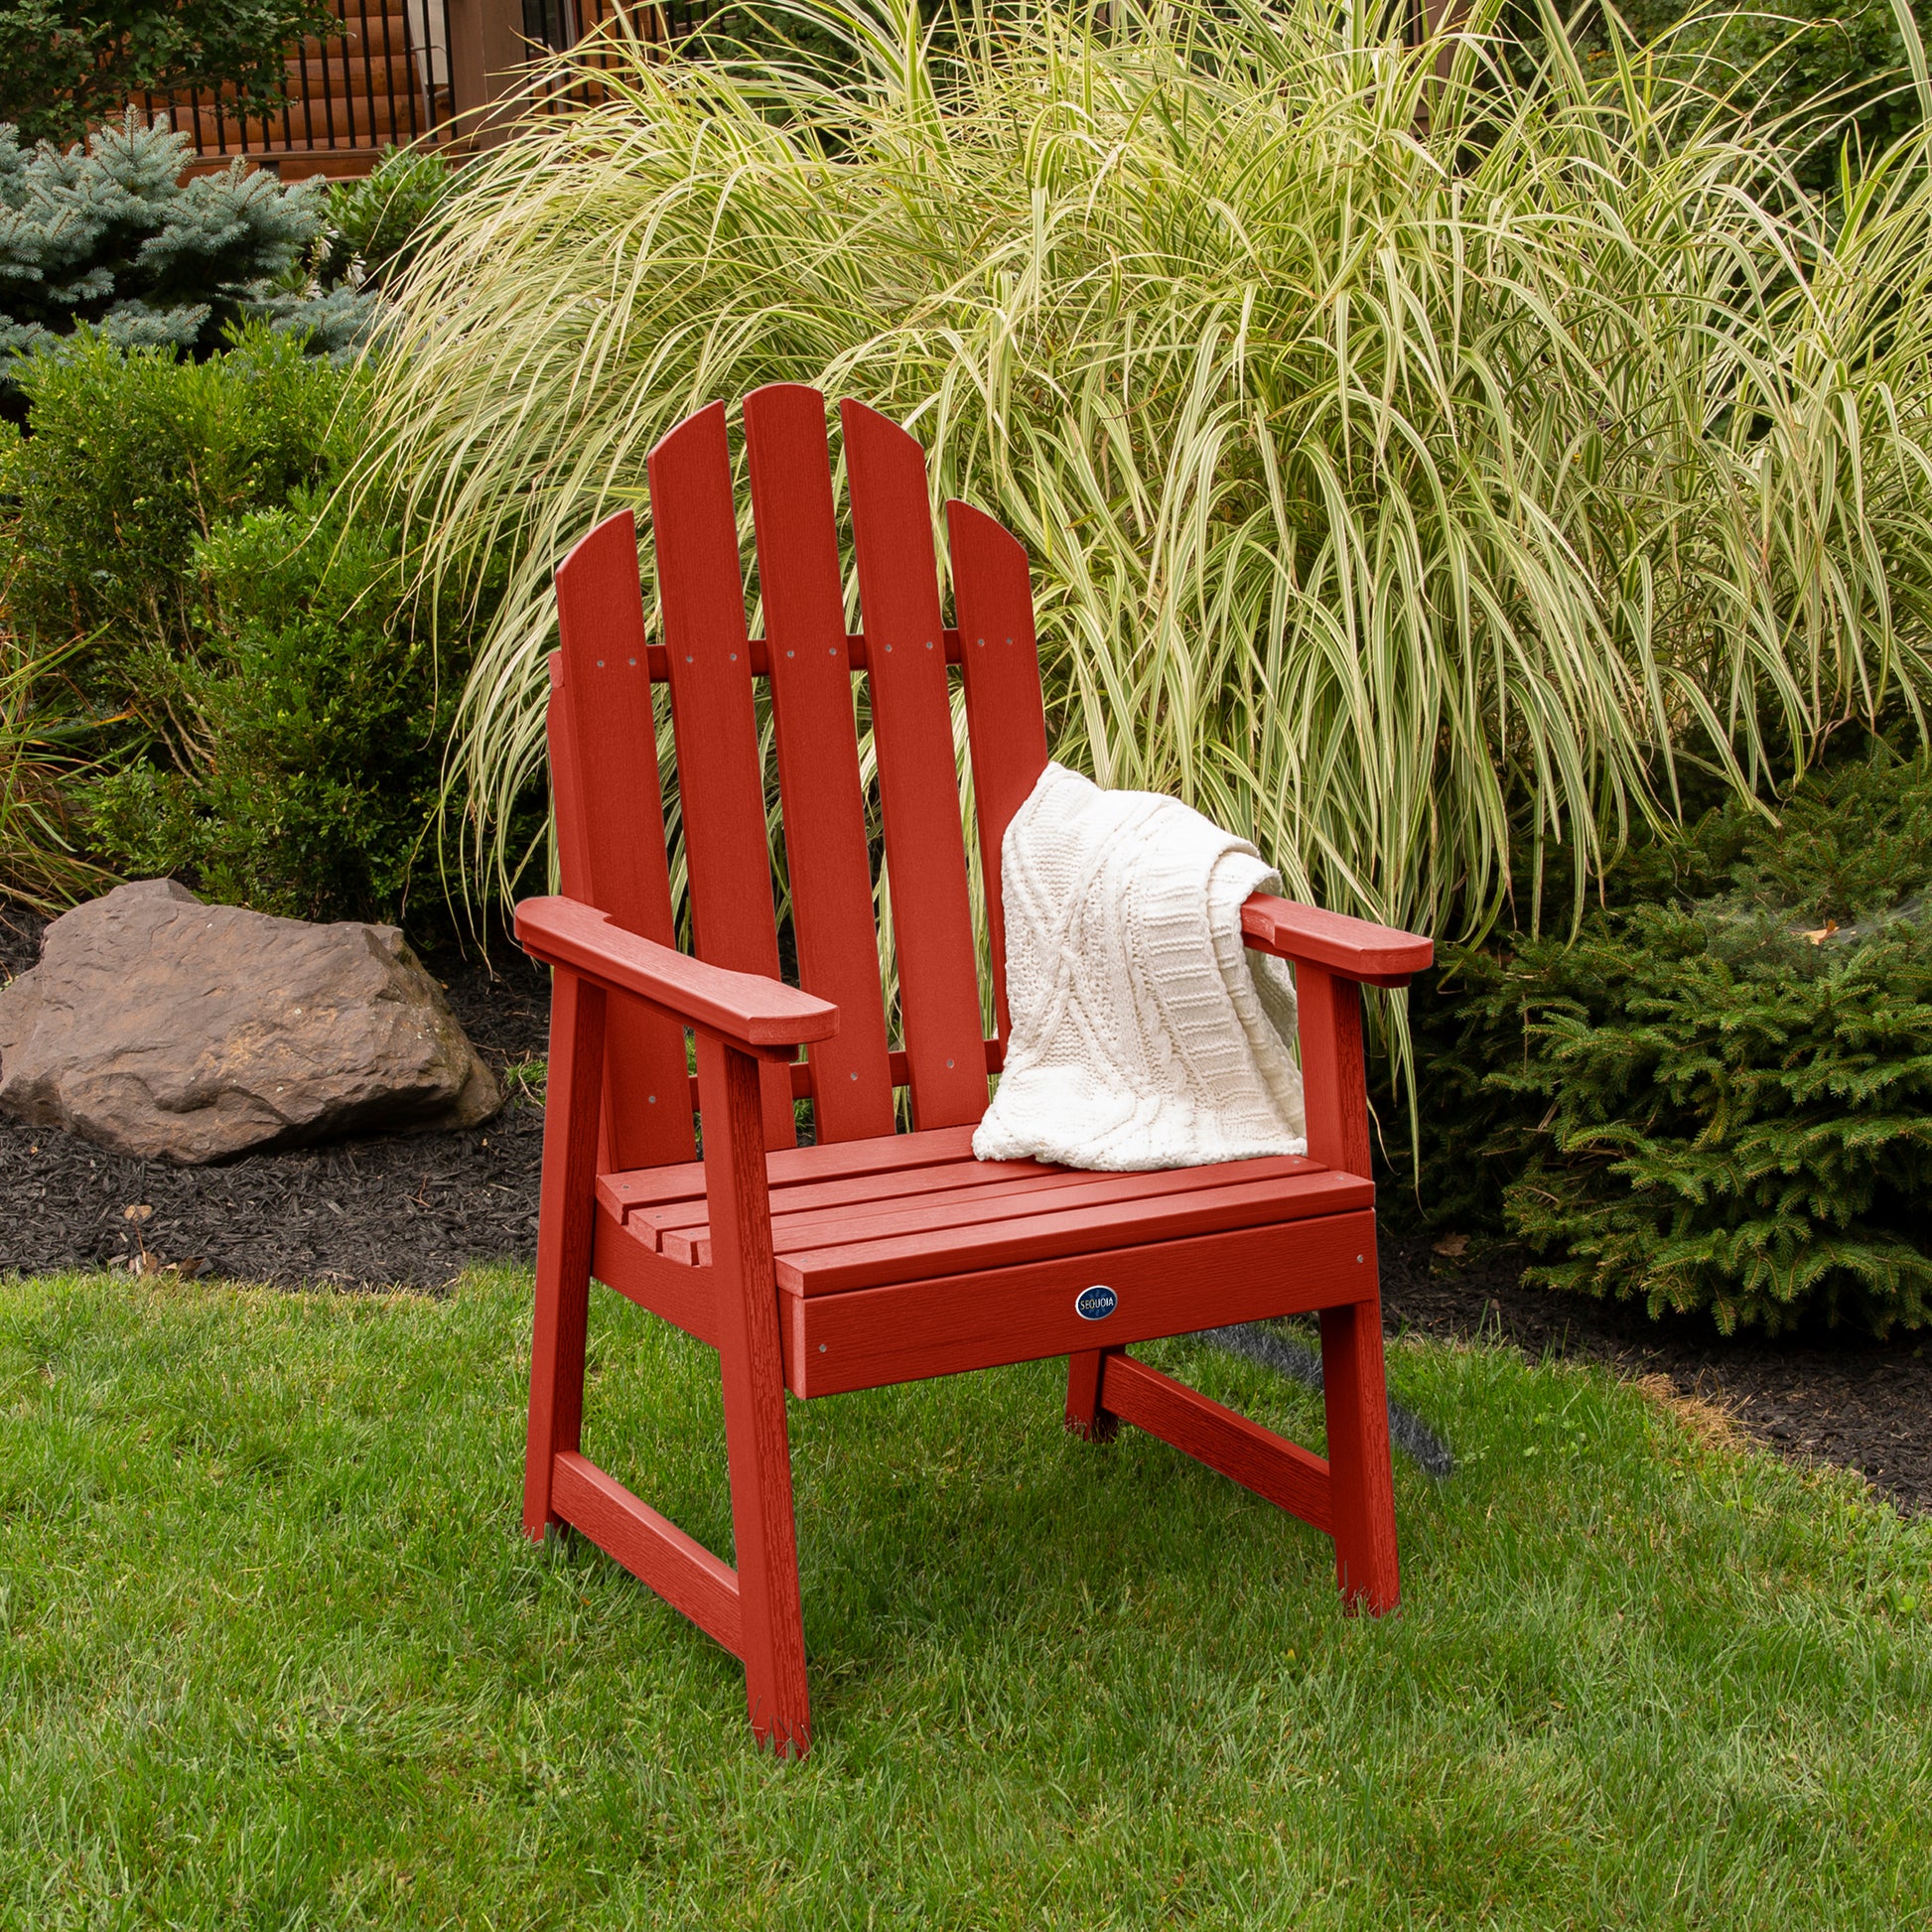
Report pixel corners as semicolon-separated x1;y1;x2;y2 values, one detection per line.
973;762;1306;1171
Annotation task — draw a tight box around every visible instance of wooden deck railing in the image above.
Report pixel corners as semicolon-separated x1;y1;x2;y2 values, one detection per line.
152;2;1456;179
156;0;714;179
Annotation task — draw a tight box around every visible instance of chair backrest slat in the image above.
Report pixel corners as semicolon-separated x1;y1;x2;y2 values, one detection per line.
743;383;897;1144
551;517;697;1170
546;653;592;902
840;399;990;1131
947;500;1050;1044
647;403;797;1151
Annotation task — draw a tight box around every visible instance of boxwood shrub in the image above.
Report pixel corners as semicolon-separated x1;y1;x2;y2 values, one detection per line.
84;488;473;925
1;326;341;671
0;323;502;928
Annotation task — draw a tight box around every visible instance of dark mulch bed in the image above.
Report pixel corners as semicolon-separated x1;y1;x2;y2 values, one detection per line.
1379;1233;1932;1516
0;905;550;1293
4;900;1928;1514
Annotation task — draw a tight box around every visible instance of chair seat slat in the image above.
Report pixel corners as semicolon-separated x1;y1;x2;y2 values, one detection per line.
774;1170;1374;1296
635;1154;1052;1239
600;1123;983;1219
659;1154;1325;1266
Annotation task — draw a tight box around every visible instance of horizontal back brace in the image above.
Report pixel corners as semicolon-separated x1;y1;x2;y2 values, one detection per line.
639;628;967;682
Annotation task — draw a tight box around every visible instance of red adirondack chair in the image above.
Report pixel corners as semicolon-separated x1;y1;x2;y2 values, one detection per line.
514;387;1434;1757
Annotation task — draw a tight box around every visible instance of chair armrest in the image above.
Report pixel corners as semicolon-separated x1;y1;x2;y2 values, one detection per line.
1240;893;1433;987
514;896;838;1055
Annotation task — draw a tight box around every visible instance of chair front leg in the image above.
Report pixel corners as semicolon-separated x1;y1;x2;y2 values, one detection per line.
1319;1299;1400;1610
1298;963;1400;1612
525;968;608;1540
697;1033;812;1757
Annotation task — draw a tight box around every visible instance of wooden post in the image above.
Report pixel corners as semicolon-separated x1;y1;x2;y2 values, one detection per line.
1318;1299;1401;1610
1416;0;1463;111
446;0;527;148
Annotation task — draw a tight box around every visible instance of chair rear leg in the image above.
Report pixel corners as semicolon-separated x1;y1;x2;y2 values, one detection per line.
1065;1348;1120;1441
1318;1299;1400;1612
525;971;608;1540
701;1035;812;1756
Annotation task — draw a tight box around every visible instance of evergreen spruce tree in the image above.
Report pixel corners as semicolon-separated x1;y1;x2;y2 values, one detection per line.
0;110;372;367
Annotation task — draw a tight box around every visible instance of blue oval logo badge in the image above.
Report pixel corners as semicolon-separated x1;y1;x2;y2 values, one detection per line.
1075;1284;1119;1321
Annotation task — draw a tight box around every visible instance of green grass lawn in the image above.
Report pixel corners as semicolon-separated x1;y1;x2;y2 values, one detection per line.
2;1270;1929;1930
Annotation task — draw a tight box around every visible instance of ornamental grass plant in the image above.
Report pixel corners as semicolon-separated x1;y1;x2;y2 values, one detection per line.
367;0;1932;965
0;634;105;911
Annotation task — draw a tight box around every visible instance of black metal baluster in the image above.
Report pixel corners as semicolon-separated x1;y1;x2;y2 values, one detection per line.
334;0;358;146
278;24;298;157
293;14;320;153
380;0;415;142
319;2;342;148
356;0;382;152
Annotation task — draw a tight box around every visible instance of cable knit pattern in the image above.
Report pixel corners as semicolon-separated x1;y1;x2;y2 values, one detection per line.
974;762;1306;1170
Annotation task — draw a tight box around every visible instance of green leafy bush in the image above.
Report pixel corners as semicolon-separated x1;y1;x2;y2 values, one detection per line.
1410;747;1932;1336
0;321;493;926
0;111;371;366
85;493;470;923
0;0;339;150
1598;0;1932;189
0;326;341;675
318;148;459;294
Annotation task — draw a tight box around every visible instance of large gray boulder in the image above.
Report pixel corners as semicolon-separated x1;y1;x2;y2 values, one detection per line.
0;879;501;1163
